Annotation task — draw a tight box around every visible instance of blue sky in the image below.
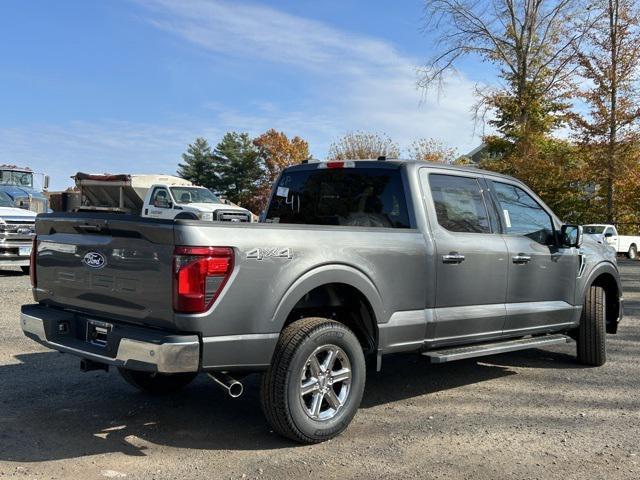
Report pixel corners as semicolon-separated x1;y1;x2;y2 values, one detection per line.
0;0;488;191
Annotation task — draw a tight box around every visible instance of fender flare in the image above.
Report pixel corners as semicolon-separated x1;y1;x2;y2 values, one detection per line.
579;261;622;302
269;264;386;331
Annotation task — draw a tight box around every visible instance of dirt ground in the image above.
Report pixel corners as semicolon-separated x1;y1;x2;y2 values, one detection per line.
0;261;638;480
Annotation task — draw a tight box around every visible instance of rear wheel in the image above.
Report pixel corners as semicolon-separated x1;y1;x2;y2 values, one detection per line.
260;318;366;444
118;368;197;394
576;285;606;366
627;244;637;260
20;266;30;275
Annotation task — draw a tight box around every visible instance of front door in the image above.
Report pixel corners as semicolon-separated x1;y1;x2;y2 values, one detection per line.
420;170;509;344
147;187;174;219
488;179;580;333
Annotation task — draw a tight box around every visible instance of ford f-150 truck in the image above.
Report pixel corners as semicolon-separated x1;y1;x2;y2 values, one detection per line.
21;159;623;443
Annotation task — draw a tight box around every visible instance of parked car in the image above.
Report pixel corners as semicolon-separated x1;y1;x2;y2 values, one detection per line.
584;224;640;259
21;160;623;443
0;191;36;274
73;173;253;222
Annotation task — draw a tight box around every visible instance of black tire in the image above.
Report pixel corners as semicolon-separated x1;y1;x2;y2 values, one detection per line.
118;368;197;394
576;285;606;366
260;318;366;444
627;245;637;260
20;266;30;275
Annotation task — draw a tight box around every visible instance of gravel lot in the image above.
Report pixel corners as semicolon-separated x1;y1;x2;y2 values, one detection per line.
1;261;639;480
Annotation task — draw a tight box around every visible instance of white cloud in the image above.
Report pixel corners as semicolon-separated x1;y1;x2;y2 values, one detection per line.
138;0;484;155
0;120;221;190
1;1;485;190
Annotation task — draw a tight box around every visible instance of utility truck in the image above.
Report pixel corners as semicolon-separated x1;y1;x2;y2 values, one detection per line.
73;173;253;222
583;224;640;260
0;191;36;273
22;160;622;443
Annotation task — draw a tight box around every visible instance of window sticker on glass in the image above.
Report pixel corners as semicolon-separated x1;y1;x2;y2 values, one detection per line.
276;186;289;197
503;209;512;228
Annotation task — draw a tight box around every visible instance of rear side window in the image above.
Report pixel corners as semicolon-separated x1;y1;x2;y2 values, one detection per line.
265;167;411;228
492;181;555;245
427;174;491;233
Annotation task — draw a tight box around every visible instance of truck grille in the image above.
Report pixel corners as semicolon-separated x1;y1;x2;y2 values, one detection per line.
0;220;36;240
215;210;251;222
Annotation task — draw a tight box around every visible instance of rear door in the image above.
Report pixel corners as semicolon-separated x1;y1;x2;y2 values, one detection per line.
420;170;508;344
487;179;580;332
34;214;177;329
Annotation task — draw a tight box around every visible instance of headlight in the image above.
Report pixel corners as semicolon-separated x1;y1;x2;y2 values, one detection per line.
200;212;213;221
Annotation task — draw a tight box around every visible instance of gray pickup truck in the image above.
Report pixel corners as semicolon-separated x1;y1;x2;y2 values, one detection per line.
21;159;623;443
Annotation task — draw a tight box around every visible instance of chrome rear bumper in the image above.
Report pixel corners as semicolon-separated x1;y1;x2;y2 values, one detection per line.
21;305;200;374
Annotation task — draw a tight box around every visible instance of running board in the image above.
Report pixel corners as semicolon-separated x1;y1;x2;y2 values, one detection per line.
423;334;572;363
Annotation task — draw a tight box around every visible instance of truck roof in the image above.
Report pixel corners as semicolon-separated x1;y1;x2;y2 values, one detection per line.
285;159;519;182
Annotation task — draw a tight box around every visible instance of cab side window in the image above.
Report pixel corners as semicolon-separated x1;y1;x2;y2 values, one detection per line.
151;188;171;208
492;181;555;245
427;174;491;233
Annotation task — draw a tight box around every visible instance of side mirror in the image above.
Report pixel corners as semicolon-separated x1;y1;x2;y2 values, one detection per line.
561;224;583;248
43;175;50;190
604;232;613;238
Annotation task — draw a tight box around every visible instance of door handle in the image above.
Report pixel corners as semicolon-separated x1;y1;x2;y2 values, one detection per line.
442;253;465;264
512;253;532;264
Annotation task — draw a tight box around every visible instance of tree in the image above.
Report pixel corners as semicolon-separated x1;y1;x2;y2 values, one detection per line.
253;129;310;212
177;138;216;187
211;132;262;209
407;138;457;163
327;132;399;160
420;0;594;145
572;0;640;223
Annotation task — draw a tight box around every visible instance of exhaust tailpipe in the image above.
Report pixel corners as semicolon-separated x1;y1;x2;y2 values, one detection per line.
207;372;243;398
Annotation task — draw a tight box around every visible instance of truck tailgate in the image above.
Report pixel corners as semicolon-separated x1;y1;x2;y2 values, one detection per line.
33;213;177;330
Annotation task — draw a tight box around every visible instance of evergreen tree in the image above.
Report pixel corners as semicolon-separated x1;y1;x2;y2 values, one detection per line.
176;138;216;188
211;132;262;207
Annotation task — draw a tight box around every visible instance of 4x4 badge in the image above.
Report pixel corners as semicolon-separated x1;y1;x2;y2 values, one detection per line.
246;248;293;261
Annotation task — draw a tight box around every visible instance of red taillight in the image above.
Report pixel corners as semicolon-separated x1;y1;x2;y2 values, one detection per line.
30;236;37;288
173;246;234;313
326;161;344;169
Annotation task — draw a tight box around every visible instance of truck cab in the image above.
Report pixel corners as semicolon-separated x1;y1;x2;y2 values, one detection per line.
143;183;252;222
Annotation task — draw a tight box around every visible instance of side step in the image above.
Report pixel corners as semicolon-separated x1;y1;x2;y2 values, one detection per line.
423;334;572;363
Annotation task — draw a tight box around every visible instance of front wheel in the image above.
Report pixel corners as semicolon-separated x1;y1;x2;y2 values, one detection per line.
260;318;366;444
576;285;606;366
118;368;197;394
627;245;637;260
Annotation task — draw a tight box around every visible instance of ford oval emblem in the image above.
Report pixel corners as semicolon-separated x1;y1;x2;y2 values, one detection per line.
82;251;106;269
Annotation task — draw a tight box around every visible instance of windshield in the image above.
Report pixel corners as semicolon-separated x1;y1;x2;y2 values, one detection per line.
584;225;606;234
265;167;411;228
0;191;14;207
0;170;33;188
170;187;221;204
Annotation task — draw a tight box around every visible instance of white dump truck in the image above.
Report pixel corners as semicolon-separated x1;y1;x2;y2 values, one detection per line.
73;173;253;222
583;224;640;259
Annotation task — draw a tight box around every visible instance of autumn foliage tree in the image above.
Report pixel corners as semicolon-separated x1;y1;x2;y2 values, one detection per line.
407;138;457;163
572;0;640;224
253;129;310;212
327;132;399;160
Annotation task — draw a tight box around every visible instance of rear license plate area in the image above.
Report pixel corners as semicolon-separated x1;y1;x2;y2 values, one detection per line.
86;320;112;348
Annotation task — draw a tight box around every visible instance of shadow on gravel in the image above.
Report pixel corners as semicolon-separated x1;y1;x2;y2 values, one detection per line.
0;350;516;462
0;269;26;277
478;349;583;370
